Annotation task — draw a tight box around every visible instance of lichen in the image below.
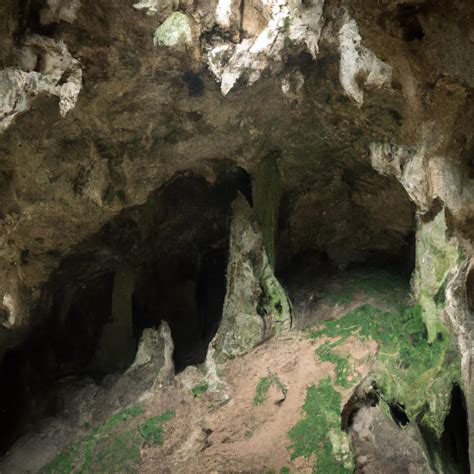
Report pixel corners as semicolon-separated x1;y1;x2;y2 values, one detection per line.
153;12;193;48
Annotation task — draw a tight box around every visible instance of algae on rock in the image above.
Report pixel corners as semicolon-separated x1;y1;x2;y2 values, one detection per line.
413;209;463;342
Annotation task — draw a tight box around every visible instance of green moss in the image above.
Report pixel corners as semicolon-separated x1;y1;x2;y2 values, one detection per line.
288;378;353;472
280;467;290;474
40;405;176;473
310;304;461;436
138;410;176;445
191;382;209;397
41;405;144;474
315;341;354;388
323;270;409;309
413;210;462;342
258;257;292;333
254;372;287;405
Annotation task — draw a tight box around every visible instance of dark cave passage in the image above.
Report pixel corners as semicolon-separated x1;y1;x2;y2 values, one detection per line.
417;384;471;474
440;384;470;473
132;246;228;373
0;167;250;455
274;163;416;326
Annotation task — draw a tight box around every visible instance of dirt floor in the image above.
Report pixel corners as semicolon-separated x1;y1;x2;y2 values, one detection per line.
0;328;378;473
140;333;377;473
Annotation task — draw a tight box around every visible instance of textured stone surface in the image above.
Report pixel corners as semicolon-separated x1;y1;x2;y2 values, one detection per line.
211;193;291;359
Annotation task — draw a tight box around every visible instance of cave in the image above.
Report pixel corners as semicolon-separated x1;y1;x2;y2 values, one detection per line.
1;0;474;471
418;384;471;474
0;168;250;454
275;161;416;326
132;245;228;373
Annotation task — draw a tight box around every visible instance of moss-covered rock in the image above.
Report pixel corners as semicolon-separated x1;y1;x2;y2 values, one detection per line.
211;194;266;358
258;253;292;334
310;303;461;438
413;209;463;341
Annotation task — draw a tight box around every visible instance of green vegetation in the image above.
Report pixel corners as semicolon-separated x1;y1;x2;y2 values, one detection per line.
280;467;290;474
288;270;461;471
315;341;354;388
323;269;409;308
258;260;292;333
138;410;176;445
288;378;353;473
310;303;460;436
253;372;288;405
191;382;209;397
40;406;175;473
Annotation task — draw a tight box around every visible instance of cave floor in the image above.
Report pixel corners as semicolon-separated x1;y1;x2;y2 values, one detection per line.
0;269;465;473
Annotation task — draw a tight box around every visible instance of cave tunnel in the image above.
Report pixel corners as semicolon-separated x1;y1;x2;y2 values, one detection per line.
274;160;416;324
0;166;251;454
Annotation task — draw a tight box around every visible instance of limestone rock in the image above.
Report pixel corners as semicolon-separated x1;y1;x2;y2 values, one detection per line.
154;12;194;48
0;35;82;132
211;193;291;359
338;17;392;105
207;0;324;95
